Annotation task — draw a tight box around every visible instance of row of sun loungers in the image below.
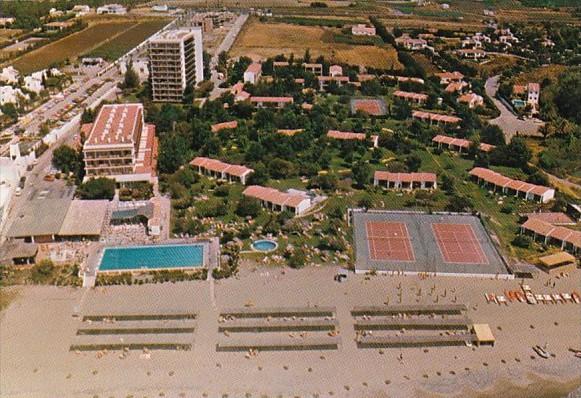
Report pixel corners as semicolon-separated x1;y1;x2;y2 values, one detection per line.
218;307;341;351
357;333;478;348
220;307;336;318
218;319;338;332
71;334;194;351
485;291;580;305
351;304;467;316
72;313;198;351
82;313;197;322
354;317;472;331
216;336;341;352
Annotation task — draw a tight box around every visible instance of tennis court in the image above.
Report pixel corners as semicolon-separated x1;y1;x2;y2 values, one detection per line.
432;223;488;264
366;221;415;261
352;211;510;277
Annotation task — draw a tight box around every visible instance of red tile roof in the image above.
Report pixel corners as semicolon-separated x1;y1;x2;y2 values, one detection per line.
413;111;462;124
134;124;157;175
211;120;238;133
432;134;495;152
190;156;253;178
243;185;307;208
277;129;303;136
250;96;294;103
327;130;366;141
469;167;553;196
85;103;143;147
394;90;428;101
527;82;540;92
435;71;464;81
445;81;468;93
523;212;574;225
522;218;581;249
245;63;262;74
375;171;437;183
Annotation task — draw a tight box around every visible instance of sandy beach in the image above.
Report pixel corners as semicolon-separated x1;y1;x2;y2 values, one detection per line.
1;265;580;397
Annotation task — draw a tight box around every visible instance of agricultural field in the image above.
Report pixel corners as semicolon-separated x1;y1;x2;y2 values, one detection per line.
412;53;441;75
86;19;169;61
513;64;567;85
476;55;520;77
230;19;402;70
10;21;137;74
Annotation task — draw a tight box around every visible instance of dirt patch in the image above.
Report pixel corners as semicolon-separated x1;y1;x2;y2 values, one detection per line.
230;19;402;69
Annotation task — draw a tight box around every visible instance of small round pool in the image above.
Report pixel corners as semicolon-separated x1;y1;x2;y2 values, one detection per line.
251;239;278;252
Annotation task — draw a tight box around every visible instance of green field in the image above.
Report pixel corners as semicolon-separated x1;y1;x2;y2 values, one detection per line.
86;20;168;61
11;21;136;74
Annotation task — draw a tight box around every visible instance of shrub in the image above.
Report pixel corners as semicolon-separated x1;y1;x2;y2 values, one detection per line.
30;260;55;284
512;235;532;248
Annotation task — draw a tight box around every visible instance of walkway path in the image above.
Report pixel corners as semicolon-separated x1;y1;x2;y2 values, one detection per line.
485;75;544;141
209;13;248;100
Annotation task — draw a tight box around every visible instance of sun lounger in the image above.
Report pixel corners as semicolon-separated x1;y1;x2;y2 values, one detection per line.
543;294;554;303
562;293;572;303
552;294;563;303
496;295;508;305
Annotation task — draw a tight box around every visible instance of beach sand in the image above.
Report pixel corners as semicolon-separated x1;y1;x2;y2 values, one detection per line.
1;266;580;397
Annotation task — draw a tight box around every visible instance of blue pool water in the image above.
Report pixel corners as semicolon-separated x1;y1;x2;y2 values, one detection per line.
252;240;278;252
99;244;204;271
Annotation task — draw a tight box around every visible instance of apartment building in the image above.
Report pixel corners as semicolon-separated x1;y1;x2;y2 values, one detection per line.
83;104;158;183
148;28;204;102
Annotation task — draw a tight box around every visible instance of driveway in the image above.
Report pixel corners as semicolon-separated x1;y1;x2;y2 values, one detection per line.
209;13;249;100
485;75;544;141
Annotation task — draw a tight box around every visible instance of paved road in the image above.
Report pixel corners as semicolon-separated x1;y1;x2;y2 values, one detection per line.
0;66;121;156
209;13;248;100
485;75;544;141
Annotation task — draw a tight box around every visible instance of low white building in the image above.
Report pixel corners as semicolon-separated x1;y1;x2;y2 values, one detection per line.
0;17;16;27
23;74;44;94
71;5;92;16
96;4;127;14
0;86;29;105
120;59;149;82
527;82;540;107
0;67;20;85
242;185;316;216
243;63;262;84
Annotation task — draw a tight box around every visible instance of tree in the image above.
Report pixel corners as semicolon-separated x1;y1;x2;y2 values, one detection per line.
236;196;262;218
287;249;307;268
446;194;473;212
441;173;456;193
183;84;194;104
481;124;505;146
393;98;412;120
77;178;115;200
123;62;139;89
247;162;269;185
554;68;581;123
352;161;373;188
81;108;95;124
490;136;531;169
52;145;80;175
158;133;189;174
405;153;422;172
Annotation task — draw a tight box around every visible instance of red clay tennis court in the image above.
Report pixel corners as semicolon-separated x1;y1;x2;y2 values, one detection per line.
431;223;488;264
366;221;415;261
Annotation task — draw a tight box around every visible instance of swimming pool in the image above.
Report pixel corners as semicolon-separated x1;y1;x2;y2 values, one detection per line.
98;244;205;272
251;239;278;252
